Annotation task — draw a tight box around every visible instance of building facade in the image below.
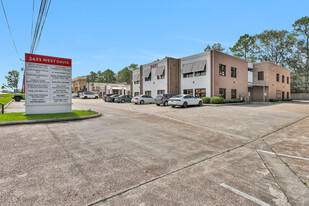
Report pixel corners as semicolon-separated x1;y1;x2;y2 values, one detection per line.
132;51;290;101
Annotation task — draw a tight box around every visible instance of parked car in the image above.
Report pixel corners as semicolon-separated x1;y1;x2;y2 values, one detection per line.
154;94;175;106
72;93;78;98
12;93;25;102
168;94;203;108
80;92;99;99
106;94;120;102
131;95;154;104
115;95;132;103
103;94;113;102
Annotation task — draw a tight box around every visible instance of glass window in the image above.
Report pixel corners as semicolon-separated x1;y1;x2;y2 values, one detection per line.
287;77;289;84
183;72;193;78
157;90;165;94
145;71;152;81
282;91;285;99
157;70;165;80
134;80;140;84
145;91;151;96
231;67;237;78
276;73;280;82
287;92;289;99
195;88;206;98
258;71;264;80
134;92;139;96
195;65;206;76
219;88;226;99
183;89;193;95
282;75;285;83
231;89;237;99
219;64;226;76
276;90;281;99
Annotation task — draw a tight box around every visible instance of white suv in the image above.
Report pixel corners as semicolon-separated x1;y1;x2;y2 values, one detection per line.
80;92;99;99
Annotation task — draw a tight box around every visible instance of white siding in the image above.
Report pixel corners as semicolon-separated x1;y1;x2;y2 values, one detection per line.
142;60;168;98
132;69;140;96
180;53;211;97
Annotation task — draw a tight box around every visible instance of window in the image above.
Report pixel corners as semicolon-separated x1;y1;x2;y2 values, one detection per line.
231;67;237;78
145;71;151;81
195;65;206;76
258;71;264;80
276;73;280;82
287;77;289;84
219;88;226;99
157;90;165;94
195;88;206;98
183;89;193;95
276;90;281;99
145;91;151;96
219;64;226;76
134;80;140;84
157;70;165;80
282;91;285;99
287;92;289;99
183;72;193;78
134;92;139;96
282;75;285;83
231;89;237;99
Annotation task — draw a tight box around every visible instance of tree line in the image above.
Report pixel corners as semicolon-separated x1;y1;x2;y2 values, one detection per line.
204;16;309;93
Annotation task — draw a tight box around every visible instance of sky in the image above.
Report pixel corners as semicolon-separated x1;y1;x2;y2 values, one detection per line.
1;0;309;88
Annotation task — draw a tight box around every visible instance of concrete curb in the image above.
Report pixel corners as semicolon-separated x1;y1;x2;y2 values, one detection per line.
204;102;249;107
3;99;13;109
0;113;102;127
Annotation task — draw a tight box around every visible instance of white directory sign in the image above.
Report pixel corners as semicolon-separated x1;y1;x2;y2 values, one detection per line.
25;53;72;114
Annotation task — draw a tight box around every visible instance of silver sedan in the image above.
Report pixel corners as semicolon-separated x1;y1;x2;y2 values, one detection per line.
168;94;203;108
131;95;154;104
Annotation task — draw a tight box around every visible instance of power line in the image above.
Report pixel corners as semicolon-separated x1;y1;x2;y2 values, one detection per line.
31;0;35;39
1;0;19;56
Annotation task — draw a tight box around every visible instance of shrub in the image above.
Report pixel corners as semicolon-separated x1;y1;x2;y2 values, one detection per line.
223;100;229;103
210;96;224;104
202;97;211;104
269;99;279;102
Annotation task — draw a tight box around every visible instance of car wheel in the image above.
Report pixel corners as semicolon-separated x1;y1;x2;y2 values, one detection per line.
156;104;160;106
121;99;125;103
172;105;176;108
84;96;87;99
183;102;188;108
14;97;21;102
140;100;144;104
95;96;98;99
164;101;168;106
198;101;202;106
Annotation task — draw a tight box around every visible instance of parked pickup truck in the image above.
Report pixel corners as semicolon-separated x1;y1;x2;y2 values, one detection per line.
12;94;25;102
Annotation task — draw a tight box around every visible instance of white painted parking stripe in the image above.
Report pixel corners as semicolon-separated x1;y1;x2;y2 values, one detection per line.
257;149;309;161
220;183;271;206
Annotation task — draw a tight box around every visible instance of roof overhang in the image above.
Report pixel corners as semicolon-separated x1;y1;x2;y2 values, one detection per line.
248;82;268;87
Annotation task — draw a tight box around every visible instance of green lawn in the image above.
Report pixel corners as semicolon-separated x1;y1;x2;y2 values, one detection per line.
0;93;14;98
0;110;99;122
0;97;12;106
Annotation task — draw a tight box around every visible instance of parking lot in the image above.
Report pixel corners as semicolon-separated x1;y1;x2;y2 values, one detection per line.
1;99;309;205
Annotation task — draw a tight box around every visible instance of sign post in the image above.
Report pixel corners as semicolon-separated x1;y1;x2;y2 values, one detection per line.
25;53;72;115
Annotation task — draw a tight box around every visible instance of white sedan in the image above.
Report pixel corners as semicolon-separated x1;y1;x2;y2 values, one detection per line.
80;92;99;99
168;94;203;108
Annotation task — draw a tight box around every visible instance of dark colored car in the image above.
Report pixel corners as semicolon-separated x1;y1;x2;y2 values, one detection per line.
154;94;175;106
114;95;132;103
106;94;120;102
12;93;25;102
103;94;113;102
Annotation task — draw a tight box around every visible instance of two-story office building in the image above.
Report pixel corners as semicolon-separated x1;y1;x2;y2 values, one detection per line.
132;50;290;101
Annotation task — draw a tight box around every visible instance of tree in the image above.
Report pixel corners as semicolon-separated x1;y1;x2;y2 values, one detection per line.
128;63;139;70
101;69;116;83
292;16;309;92
230;34;259;62
96;70;104;83
1;84;6;89
204;43;225;52
5;70;19;90
86;71;98;90
256;29;297;66
116;67;131;84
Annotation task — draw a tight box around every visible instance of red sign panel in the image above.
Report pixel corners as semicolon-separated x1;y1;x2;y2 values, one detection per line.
150;64;158;69
25;53;72;67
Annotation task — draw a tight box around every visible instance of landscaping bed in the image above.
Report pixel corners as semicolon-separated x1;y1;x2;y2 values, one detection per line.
0;110;99;122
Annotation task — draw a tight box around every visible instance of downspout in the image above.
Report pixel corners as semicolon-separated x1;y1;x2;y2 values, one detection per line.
211;50;215;97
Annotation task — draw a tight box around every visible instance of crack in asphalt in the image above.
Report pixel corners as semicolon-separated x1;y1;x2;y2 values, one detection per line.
86;102;309;206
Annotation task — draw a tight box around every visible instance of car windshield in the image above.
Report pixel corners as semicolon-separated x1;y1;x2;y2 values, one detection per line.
175;95;185;98
156;95;163;98
118;95;124;97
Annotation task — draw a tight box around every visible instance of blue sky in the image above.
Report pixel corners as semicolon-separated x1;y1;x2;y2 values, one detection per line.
1;0;309;88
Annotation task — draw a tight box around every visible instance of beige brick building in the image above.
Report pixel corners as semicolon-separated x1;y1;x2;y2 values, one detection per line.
132;51;290;102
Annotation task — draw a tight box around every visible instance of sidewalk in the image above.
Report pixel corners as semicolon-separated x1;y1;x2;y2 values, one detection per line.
4;100;25;113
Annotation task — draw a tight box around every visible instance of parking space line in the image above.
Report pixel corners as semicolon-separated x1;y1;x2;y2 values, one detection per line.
220;183;271;206
257;149;309;161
